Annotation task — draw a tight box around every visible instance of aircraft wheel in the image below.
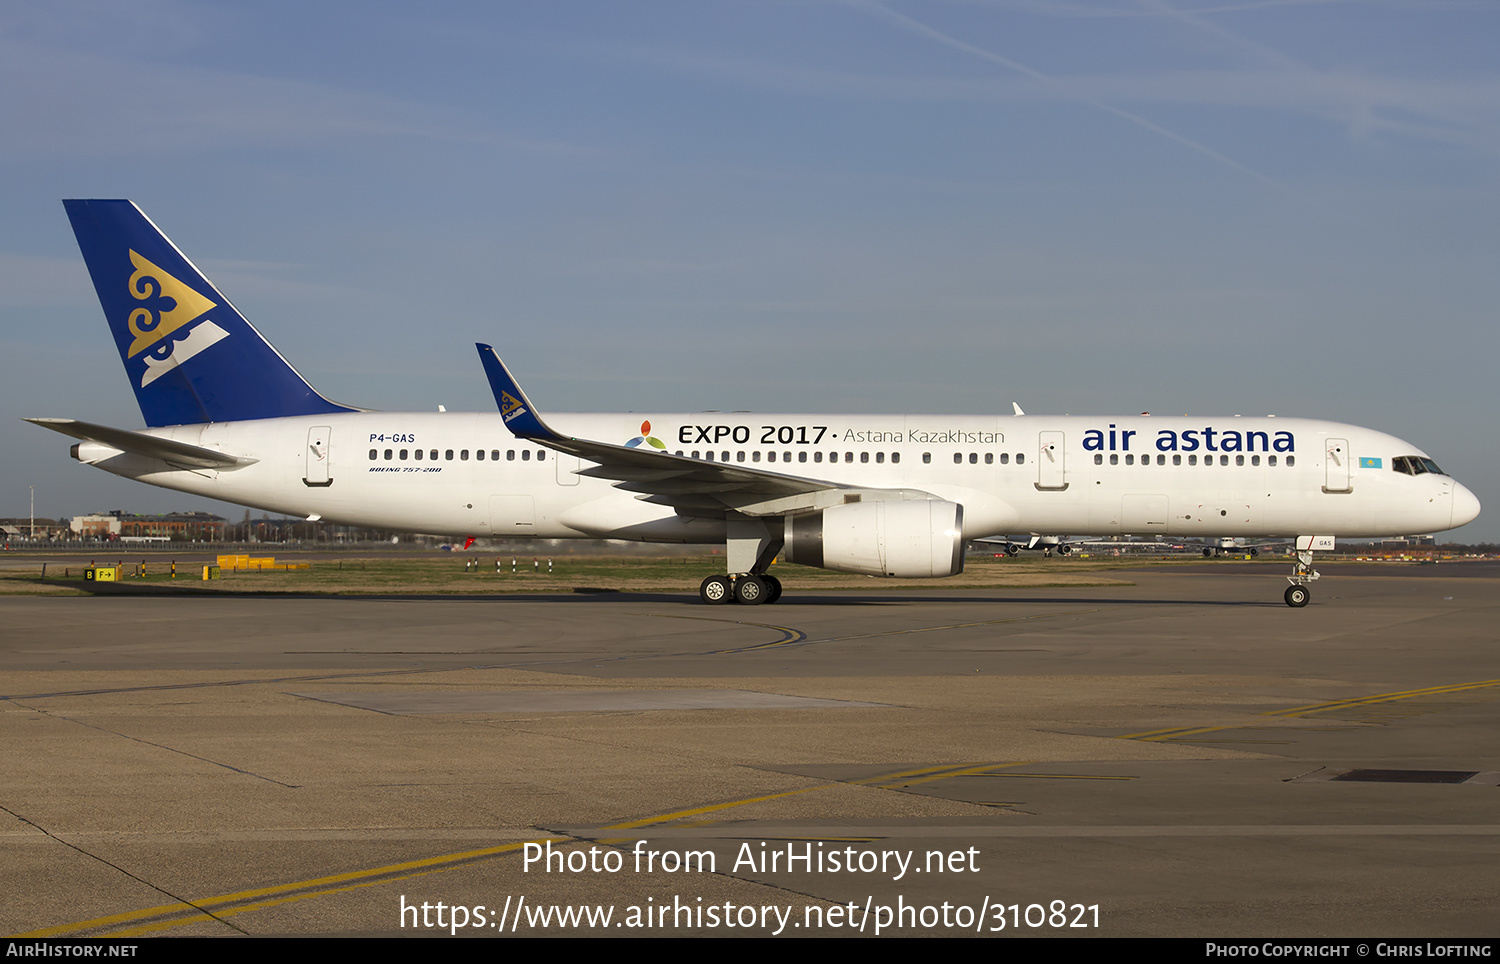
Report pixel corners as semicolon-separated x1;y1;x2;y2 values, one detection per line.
734;574;767;606
700;575;733;605
1284;585;1310;608
762;575;782;604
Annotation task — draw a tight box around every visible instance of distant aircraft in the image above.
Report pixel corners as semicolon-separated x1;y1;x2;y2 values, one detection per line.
1188;537;1291;558
32;200;1479;607
984;535;1096;556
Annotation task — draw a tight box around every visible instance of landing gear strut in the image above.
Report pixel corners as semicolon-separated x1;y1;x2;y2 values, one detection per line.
1284;538;1329;607
701;516;786;605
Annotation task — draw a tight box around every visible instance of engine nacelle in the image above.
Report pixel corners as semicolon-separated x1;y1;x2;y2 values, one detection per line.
783;500;965;577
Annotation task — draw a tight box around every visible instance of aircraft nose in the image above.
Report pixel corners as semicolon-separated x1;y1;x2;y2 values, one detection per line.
1451;482;1481;528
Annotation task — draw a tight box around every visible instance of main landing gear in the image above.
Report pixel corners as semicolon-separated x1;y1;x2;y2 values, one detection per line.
700;573;783;606
704;516;786;605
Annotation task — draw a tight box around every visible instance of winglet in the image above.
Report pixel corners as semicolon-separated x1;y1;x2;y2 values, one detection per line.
476;344;559;440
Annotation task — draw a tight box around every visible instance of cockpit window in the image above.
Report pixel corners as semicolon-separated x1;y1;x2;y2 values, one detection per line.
1393;456;1445;476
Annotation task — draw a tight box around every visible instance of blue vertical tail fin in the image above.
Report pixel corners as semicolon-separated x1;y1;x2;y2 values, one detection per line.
63;199;357;427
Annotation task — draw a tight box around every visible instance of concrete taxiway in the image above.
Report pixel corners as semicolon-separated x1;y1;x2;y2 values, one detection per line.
2;563;1497;937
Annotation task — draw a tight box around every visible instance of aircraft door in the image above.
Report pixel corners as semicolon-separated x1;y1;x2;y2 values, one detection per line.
1121;494;1170;531
490;495;536;532
1037;431;1067;490
303;426;332;487
1324;437;1351;493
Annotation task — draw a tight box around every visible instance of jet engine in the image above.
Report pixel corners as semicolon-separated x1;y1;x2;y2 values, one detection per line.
783;500;965;578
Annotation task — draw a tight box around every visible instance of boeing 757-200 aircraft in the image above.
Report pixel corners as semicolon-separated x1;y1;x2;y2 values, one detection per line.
32;200;1480;606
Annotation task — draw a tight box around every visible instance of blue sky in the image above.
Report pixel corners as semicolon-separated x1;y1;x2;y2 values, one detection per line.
3;0;1496;539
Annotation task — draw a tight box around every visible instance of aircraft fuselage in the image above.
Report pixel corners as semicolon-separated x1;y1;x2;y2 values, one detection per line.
79;412;1472;543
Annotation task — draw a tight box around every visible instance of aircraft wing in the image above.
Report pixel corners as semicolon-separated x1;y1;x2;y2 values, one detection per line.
475;345;939;518
25;418;258;470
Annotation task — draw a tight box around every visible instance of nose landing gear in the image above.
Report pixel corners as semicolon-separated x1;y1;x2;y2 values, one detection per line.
1283;537;1330;607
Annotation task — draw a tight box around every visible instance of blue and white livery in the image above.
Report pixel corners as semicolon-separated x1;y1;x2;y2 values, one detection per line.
31;201;1480;607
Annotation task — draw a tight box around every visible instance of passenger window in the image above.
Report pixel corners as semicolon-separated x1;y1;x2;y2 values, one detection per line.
720;451;727;462
876;452;885;464
400;449;408;460
968;453;978;464
736;451;745;463
1220;455;1228;466
844;452;852;463
445;449;454;461
953;453;962;464
369;448;377;460
414;449;423;461
815;452;824;463
1000;453;1010;464
1269;455;1277;466
1016;453;1024;464
492;450;500;461
984;453;992;464
430;450;438;460
1173;454;1181;466
507;450;515;461
752;451;761;463
1286;456;1295;467
1094;454;1103;465
538;450;546;461
1236;455;1244;466
768;451;776;463
922;452;931;464
1125;454;1134;465
861;452;870;464
1251;455;1260;466
1110;454;1118;465
705;451;714;461
461;449;469;460
799;451;807;463
522;450;530;461
1189;454;1197;465
891;452;900;464
476;449;484;460
384;449;393;460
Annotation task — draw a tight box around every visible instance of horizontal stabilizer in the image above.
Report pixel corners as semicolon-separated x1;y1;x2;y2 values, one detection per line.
25;418;257;470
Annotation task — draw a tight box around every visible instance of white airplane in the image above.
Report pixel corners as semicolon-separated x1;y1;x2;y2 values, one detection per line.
32;200;1480;607
984;535;1088;556
982;535;1173;556
1188;537;1290;558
